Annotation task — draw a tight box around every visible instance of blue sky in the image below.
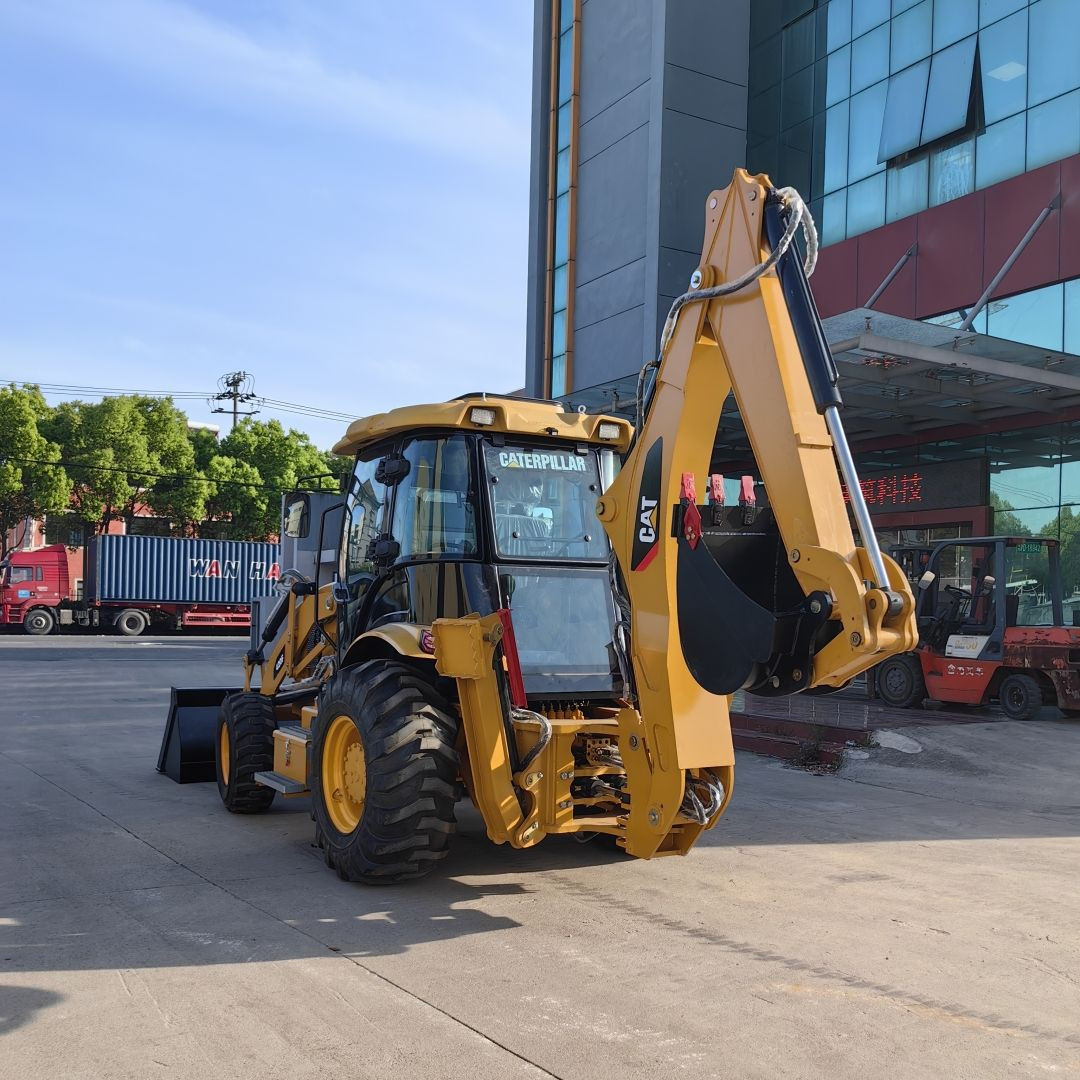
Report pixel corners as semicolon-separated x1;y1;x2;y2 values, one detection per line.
0;0;533;450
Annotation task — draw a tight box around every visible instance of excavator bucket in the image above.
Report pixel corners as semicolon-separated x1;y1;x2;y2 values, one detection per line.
156;686;240;783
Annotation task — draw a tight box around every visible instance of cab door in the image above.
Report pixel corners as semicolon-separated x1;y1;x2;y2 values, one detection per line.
336;444;393;654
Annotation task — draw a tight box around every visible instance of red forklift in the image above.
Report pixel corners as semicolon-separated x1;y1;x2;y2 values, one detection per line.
876;536;1080;720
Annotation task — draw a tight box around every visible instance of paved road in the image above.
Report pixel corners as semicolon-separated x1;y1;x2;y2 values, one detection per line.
2;636;1079;1078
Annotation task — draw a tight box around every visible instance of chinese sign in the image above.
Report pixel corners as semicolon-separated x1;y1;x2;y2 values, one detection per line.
843;473;923;507
842;458;985;515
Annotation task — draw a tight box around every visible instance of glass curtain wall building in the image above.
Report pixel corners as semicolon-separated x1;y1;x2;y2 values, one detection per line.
748;0;1080;245
526;0;1080;604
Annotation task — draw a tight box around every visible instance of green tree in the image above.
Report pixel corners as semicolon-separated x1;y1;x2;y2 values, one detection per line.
202;456;267;539
42;396;206;532
990;492;1032;538
323;448;353;492
216;418;337;537
0;384;69;560
1051;506;1080;597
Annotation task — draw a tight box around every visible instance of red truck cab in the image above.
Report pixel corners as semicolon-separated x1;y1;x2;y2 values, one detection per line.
0;545;70;634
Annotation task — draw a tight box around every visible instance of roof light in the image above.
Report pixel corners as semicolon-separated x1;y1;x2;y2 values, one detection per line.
597;422;621;440
470;406;496;426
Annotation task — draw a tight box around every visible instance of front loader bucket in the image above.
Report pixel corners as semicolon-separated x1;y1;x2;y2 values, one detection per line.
156;686;240;783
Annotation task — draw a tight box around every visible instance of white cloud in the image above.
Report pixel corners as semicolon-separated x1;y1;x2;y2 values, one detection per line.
2;0;528;167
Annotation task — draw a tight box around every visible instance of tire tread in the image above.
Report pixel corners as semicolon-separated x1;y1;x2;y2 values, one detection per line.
312;661;459;884
217;693;276;813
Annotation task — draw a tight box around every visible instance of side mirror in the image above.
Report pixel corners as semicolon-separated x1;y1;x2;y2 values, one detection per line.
375;454;411;486
283;493;310;539
917;570;936;591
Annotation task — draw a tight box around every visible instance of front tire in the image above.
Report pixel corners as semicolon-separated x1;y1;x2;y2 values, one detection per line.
23;608;55;636
998;672;1042;721
876;653;926;708
312;661;459;884
216;693;277;812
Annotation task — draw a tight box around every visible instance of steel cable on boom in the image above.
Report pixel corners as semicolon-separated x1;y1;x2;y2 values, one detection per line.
631;186;818;445
607;187;818;827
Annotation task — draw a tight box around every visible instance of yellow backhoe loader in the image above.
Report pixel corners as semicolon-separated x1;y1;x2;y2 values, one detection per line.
158;172;917;882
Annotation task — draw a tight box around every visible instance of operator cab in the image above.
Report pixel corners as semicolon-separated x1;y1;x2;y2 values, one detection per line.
332;397;629;703
914;537;1062;656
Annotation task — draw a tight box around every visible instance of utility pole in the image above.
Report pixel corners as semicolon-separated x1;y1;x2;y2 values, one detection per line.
211;371;259;431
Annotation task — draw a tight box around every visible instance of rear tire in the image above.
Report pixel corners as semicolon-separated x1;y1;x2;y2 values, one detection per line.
998;673;1042;721
216;693;277;813
116;609;149;637
23;608;55;636
876;653;926;709
312;661;459;884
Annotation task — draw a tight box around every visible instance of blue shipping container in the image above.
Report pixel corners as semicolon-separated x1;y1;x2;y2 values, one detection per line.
87;536;281;606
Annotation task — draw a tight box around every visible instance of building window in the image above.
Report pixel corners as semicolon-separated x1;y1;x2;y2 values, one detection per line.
986;282;1065;351
976;113;1026;188
545;0;579;399
891;0;932;73
1026;90;1080;170
886;155;929;222
1028;0;1080;107
929;136;975;205
925;36;979;143
979;10;1027;124
879;60;931;161
933;0;978;50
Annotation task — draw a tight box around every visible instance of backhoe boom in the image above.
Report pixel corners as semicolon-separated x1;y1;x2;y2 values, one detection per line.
598;170;917;857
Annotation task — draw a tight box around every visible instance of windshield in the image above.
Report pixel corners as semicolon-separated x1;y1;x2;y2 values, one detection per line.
1005;540;1054;626
483;443;607;562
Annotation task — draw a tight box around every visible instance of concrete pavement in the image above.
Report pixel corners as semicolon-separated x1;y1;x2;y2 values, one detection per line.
1;635;1078;1078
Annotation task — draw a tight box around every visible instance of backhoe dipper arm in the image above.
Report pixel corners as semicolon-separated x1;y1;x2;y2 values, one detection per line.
597;171;917;858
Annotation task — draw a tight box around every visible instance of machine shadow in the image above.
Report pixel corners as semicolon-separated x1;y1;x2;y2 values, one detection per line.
0;985;64;1037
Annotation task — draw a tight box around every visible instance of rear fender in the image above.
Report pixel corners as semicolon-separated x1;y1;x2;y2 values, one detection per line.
340;623;434;670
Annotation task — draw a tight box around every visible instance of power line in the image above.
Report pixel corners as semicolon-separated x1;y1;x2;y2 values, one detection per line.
2;377;357;423
1;454;330;494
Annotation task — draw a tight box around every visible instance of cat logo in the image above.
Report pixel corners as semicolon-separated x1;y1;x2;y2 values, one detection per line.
638;499;658;544
630;438;663;571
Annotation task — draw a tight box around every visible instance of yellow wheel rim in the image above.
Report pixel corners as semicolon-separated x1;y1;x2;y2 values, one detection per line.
322;714;366;835
219;721;230;785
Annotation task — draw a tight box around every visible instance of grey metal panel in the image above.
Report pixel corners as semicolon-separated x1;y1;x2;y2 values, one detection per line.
572;304;645;391
89;536;280;605
575;123;650;286
654;293;678;358
578;0;654;123
662;64;748;128
657;246;700;306
578;80;651;165
658;108;747;254
574;256;647;331
664;0;751;86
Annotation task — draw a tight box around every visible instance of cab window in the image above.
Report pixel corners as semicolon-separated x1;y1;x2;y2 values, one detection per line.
342;449;389;596
483;443;607;562
392;436;477;559
9;567;33;584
